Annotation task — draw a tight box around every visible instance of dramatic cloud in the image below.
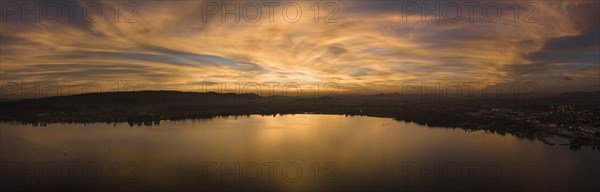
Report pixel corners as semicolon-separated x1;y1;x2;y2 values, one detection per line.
0;0;598;94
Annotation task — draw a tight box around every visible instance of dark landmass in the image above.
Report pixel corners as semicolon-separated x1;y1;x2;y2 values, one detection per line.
1;91;599;149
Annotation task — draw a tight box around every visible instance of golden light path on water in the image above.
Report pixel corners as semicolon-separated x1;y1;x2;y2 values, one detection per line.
1;115;599;191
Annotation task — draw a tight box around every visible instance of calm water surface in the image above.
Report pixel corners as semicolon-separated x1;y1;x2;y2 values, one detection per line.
1;115;599;191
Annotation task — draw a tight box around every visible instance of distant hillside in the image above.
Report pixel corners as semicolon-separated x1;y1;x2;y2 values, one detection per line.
25;90;262;105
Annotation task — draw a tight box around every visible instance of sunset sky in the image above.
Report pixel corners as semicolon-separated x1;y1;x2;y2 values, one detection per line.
0;0;598;94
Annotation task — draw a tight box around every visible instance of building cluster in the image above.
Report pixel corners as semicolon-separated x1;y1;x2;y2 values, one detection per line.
473;105;600;137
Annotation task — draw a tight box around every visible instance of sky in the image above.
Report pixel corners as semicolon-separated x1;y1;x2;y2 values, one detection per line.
0;0;598;95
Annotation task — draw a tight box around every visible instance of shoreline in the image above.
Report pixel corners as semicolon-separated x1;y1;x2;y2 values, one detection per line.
2;111;599;150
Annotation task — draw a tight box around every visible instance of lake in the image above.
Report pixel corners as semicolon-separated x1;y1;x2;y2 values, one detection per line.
1;115;599;191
